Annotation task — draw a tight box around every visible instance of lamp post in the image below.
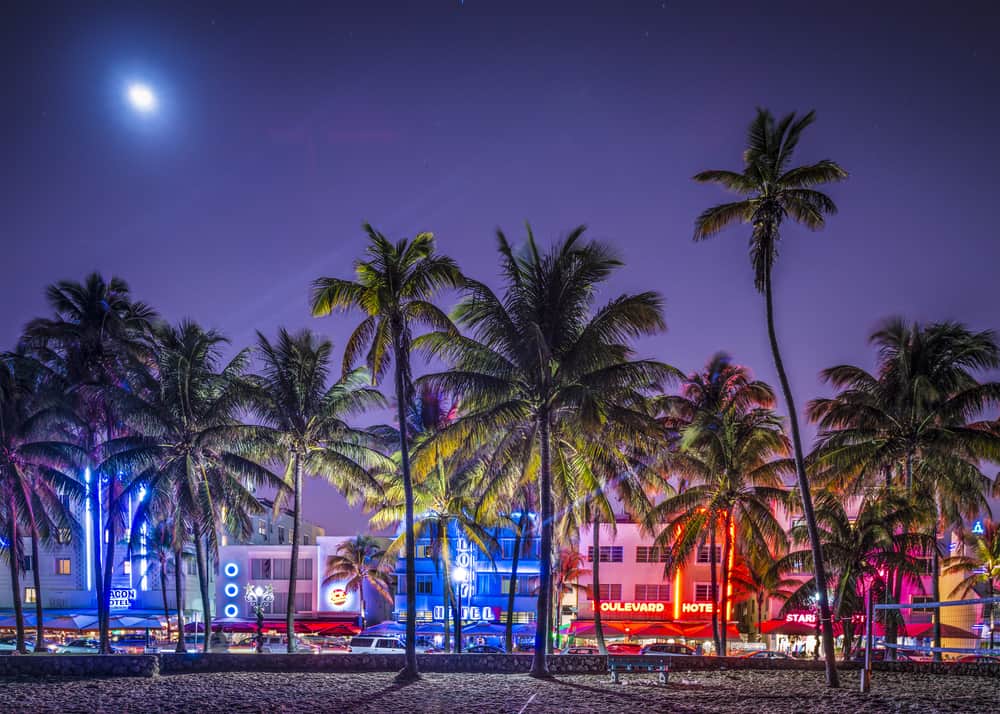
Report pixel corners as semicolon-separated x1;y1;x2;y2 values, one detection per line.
245;584;274;654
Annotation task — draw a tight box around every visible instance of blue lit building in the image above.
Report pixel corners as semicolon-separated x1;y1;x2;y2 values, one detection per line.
393;518;542;634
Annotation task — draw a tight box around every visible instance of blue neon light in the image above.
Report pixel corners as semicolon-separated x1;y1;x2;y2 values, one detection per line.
223;603;239;618
84;468;93;592
223;562;239;578
224;583;239;598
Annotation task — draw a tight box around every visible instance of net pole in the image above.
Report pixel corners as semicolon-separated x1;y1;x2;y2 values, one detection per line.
861;588;874;693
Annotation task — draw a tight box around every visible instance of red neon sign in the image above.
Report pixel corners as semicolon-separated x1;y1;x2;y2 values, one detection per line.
599;601;667;614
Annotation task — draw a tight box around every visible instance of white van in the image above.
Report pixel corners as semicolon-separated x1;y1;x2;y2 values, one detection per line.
348;636;406;654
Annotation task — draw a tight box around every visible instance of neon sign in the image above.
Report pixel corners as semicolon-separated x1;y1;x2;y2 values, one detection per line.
109;588;137;610
433;605;498;621
971;520;985;536
329;588;349;607
599;602;667;614
455;537;476;598
680;602;714;614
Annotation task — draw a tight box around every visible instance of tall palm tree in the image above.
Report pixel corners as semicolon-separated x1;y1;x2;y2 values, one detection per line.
944;520;1000;650
323;535;395;632
654;352;777;652
774;492;932;660
22;273;156;652
418;226;672;677
109;321;281;652
727;550;797;642
311;224;462;681
651;405;791;656
0;353;82;653
693;109;848;686
251;328;390;652
808;319;1000;657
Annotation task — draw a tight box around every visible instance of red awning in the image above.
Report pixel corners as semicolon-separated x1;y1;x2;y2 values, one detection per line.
761;619;818;637
898;622;977;639
566;620;687;638
682;622;740;639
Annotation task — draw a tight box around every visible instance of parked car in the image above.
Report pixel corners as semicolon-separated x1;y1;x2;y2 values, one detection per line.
56;638;123;654
561;646;600;655
639;642;695;656
954;654;999;664
741;650;788;659
464;644;503;654
302;635;349;652
113;634;158;654
850;648;917;663
606;642;643;655
178;633;230;651
229;635;319;654
347;636;406;654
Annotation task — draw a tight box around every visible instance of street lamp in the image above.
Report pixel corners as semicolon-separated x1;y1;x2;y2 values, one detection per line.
245;583;274;654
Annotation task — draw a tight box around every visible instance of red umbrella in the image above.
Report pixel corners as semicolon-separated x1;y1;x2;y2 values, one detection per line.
760;619;818;637
898;622;977;639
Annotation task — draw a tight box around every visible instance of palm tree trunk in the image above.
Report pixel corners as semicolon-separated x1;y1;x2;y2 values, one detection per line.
286;452;303;653
757;593;764;642
359;581;367;632
160;558;171;644
719;509;733;657
554;581;562;652
392;334;419;681
505;511;525;653
529;408;553;678
709;522;721;654
100;495;117;654
592;518;607;655
192;528;212;653
453;582;463;653
7;516;26;654
87;454;104;656
763;265;839;688
173;547;186;653
29;524;45;652
441;529;451;652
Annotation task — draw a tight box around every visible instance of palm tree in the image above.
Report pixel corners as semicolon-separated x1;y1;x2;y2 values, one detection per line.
808;319;1000;657
418;226;672;677
251;328;390;652
693;109;848;686
136;519;180;644
944;520;1000;650
0;353;82;653
654;352;777;652
311;224;462;681
22;273;156;652
551;548;589;650
108;321;281;652
775;492;932;660
727;550;796;642
651;405;791;656
323;536;395;632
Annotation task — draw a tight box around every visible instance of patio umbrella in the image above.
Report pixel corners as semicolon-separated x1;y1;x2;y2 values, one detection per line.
0;614;38;628
462;621;505;636
361;621;406;635
682;622;739;639
638;622;688;638
44;614;99;631
107;615;165;630
416;622;446;635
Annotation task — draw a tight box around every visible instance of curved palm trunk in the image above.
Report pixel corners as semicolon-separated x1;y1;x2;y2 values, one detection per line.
756;592;765;642
358;579;367;632
553;581;562;652
709;523;721;654
392;335;419;681
7;515;26;654
100;494;118;654
286;453;303;652
529;410;553;678
719;509;733;657
87;452;105;656
930;499;942;662
29;525;45;652
504;511;526;653
592;519;607;655
763;265;839;688
193;528;212;653
160;557;171;644
453;582;463;653
441;529;451;652
173;547;186;653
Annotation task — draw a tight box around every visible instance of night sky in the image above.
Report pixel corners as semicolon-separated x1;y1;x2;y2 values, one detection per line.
4;1;999;534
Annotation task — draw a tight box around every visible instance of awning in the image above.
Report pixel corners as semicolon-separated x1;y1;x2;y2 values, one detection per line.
761;619;819;637
566;620;690;638
898;622;977;639
682;622;740;639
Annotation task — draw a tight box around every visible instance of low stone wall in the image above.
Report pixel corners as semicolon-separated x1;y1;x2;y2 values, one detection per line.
872;660;1000;677
0;654;158;678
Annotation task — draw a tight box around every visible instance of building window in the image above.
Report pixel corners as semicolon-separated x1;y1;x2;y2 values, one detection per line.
597;583;622;601
694;583;714;602
56;528;72;544
398;577;407;594
500;574;539;595
55;558;72;576
634;584;671;601
257;519;266;536
635;546;670;564
278;526;286;544
788;554;809;574
696;545;723;564
23;556;32;572
302;535;310;546
25;587;37;604
587;546;623;563
250;558;272;579
914;556;933;576
911;595;935;612
187;559;198;576
415;543;434;559
123;560;132;575
416;575;434;594
476;573;496;595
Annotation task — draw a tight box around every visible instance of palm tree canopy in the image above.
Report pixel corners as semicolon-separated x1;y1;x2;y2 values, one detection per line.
324;535;394;603
693;109;847;291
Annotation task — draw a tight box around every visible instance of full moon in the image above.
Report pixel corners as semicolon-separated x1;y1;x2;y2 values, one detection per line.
126;83;157;113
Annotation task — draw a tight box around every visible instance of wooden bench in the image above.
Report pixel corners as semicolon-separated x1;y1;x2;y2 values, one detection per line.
607;655;670;684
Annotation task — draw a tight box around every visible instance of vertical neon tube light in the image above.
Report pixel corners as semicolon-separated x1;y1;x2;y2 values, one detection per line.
127;493;134;589
84;468;93;591
138;486;148;591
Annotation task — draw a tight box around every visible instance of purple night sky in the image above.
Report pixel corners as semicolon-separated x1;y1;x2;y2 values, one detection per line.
4;1;999;534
